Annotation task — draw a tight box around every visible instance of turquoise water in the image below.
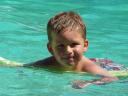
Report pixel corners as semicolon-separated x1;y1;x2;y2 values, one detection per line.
0;0;128;96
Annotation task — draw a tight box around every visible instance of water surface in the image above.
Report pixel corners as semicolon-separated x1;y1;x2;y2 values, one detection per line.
0;0;128;96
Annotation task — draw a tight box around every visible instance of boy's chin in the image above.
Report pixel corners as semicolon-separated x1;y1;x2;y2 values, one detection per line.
61;62;76;67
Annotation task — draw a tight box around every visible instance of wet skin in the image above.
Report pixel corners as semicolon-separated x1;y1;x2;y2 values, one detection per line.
47;28;88;68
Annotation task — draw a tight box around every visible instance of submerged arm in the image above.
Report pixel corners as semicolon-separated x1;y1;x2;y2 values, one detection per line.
72;75;118;89
72;58;118;89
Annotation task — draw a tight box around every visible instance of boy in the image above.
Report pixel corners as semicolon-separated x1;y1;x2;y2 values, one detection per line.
0;11;118;89
28;11;118;88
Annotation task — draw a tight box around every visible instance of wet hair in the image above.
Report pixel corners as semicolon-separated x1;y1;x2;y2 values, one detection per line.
47;11;86;43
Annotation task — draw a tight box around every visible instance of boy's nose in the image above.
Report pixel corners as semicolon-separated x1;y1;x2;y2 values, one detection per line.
65;46;73;54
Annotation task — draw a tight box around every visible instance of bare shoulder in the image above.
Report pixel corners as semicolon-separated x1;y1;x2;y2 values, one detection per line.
82;57;97;67
24;56;56;67
82;57;112;76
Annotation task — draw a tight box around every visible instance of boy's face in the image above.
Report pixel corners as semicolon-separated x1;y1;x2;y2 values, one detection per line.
47;28;88;67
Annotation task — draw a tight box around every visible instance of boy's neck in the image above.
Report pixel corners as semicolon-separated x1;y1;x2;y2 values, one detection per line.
50;56;86;72
51;56;75;71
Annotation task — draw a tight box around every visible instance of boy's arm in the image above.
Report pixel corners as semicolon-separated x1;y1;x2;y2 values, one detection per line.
72;58;118;89
83;57;117;77
0;57;23;67
72;72;118;89
72;76;118;89
23;56;56;67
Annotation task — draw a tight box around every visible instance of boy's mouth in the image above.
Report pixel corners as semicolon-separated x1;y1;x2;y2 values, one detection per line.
62;56;75;62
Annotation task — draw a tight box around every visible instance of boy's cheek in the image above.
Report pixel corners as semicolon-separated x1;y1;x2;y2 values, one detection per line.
83;46;88;52
54;50;63;57
76;46;87;53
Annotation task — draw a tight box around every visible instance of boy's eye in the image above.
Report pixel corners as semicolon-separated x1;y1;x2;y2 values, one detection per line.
70;43;79;47
57;44;64;48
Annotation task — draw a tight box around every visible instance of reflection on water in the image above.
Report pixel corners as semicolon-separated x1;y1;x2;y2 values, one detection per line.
0;67;128;96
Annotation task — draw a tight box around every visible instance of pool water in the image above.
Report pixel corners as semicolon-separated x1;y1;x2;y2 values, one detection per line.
0;0;128;96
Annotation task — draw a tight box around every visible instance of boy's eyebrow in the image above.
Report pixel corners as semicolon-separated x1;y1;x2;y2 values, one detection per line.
55;40;81;44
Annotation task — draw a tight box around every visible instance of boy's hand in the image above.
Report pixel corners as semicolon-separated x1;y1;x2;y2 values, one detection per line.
72;80;92;89
92;76;118;84
72;77;118;89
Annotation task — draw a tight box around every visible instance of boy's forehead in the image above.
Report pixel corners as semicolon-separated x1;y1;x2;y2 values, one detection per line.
52;26;82;36
51;28;84;42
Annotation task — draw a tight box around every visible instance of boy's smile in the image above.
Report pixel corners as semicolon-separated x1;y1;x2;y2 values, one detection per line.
48;28;88;67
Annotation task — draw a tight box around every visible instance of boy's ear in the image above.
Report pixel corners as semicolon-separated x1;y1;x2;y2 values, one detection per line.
47;43;53;55
83;39;88;52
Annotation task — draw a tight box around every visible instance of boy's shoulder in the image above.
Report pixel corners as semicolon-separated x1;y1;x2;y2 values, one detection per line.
24;56;56;67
